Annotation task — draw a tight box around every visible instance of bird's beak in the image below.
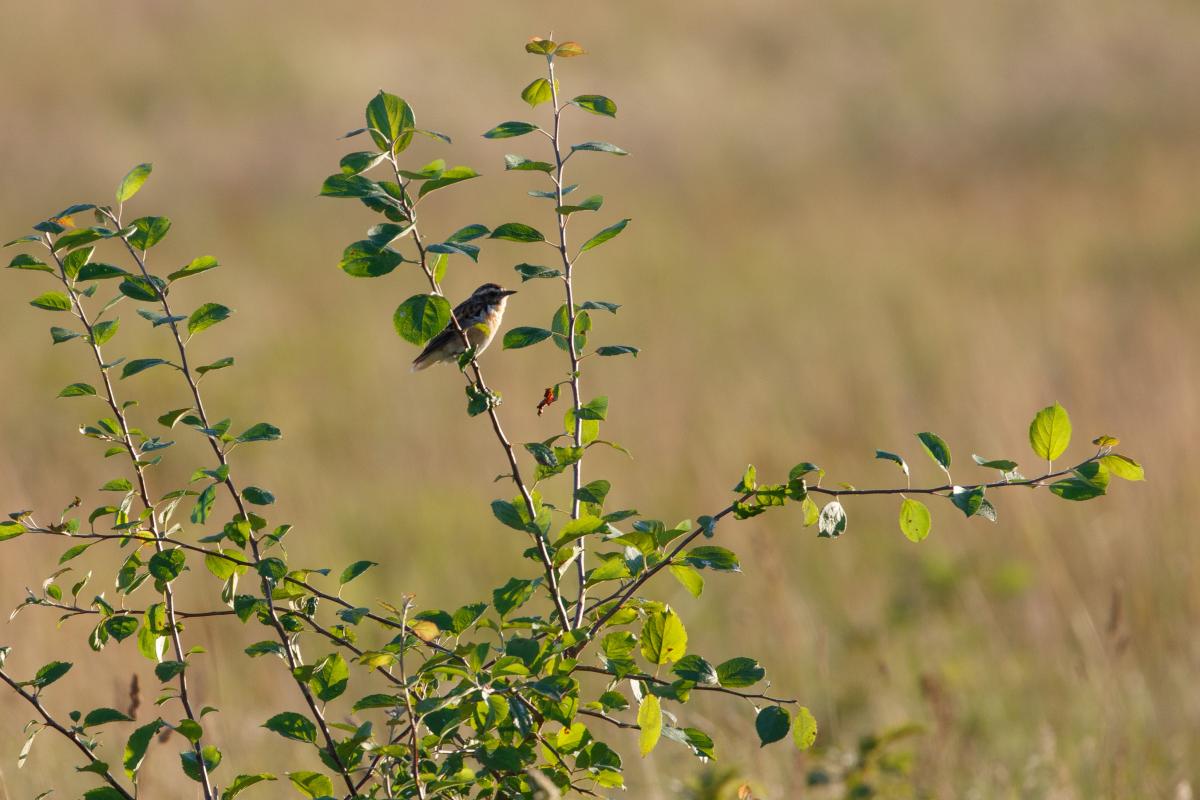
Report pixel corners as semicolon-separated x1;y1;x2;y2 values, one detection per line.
500;289;518;297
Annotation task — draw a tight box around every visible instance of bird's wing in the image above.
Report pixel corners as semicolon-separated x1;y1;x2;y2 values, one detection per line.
411;325;459;371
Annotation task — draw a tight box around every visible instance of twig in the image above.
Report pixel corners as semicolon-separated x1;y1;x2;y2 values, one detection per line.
573;664;796;705
0;667;135;800
545;57;590;629
384;156;573;632
100;213;359;796
42;237;216;800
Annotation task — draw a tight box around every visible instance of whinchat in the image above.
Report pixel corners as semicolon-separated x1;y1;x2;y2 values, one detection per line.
411;283;518;371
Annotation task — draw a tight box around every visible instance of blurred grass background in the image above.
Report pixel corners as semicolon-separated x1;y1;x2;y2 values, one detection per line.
1;1;1198;797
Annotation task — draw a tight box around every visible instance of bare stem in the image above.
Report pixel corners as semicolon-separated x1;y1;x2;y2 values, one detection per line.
546;57;589;629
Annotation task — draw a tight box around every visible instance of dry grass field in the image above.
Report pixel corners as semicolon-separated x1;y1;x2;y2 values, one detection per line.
1;2;1198;797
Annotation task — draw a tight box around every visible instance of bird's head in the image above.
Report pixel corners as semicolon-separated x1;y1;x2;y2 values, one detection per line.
472;283;518;308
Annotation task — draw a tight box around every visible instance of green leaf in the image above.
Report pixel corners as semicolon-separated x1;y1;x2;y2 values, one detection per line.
119;276;160;301
818;501;847;538
8;253;52;272
394;293;451;345
672;655;718;685
127;216;171;250
187;303;232;336
1029;403;1072;462
669;564;704;598
168;255;220;282
50;326;81;344
101;478;133;492
637;695;662;756
309;653;349;702
204;550;244;581
121;358;170;379
1102;454;1144;481
58;382;97;398
756;705;790;746
484;121;539;138
576;396;609;421
503;326;553;349
77;263;129;281
716;657;765;688
899;498;931;542
117;163;153;203
950;486;985;517
596;345;640;358
197;356;234;375
222;773;277;800
685;545;740;572
640;609;688;665
83;707;133;728
123;719;164;779
339;240;404;278
491;500;527;532
288;771;334;799
1048;477;1106;501
521;78;555;107
0;521;25;541
418;165;479;198
493;577;536;617
552;304;591;352
84;788;126;800
579;218;630;253
571;141;628;155
575;480;611;507
875;449;909;476
320;174;378;198
514;263;562;281
973;454;1019;471
31;660;72;688
916;432;952;472
504;154;554;173
180;745;221;782
793;706;818;750
92;318;119;345
557;195;604;215
489;223;545;243
573;95;617;117
554;515;607;547
30;292;71;311
237;422;281;443
339;560;378;584
148;548;186;581
366;90;415;151
338;150;387;175
263;711;317;743
241;486;275;505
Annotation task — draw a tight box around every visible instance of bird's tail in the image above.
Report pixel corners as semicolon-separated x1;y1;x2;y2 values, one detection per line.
410;352;435;372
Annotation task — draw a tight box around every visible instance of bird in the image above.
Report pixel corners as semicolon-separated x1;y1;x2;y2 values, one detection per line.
411;283;518;371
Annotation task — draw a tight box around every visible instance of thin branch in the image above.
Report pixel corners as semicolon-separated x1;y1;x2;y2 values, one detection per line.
100;214;359;796
42;237;216;800
384;156;573;632
546;56;589;630
573;664;796;705
0;667;135;800
20;598;235;620
577;707;639;730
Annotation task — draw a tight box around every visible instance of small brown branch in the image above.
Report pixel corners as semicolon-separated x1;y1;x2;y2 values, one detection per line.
384;157;572;633
100;214;359;796
43;237;216;800
573;664;796;705
0;667;135;800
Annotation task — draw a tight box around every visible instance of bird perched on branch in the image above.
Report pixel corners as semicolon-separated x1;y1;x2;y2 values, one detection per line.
411;283;517;371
